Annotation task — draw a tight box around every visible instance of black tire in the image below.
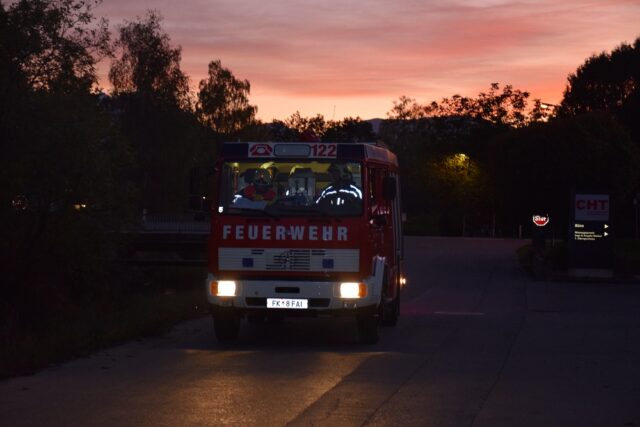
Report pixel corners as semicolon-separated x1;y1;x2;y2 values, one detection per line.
357;313;379;344
213;309;240;342
382;286;400;327
381;269;400;327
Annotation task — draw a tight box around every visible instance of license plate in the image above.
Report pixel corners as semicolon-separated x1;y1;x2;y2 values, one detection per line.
266;298;308;309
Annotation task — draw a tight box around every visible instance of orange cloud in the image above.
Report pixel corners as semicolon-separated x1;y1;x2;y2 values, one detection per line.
95;0;640;120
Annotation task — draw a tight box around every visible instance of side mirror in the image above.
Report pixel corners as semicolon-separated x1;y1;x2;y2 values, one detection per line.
383;176;396;201
372;214;387;227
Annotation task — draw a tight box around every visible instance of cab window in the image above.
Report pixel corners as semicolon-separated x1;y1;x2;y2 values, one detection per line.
218;160;363;216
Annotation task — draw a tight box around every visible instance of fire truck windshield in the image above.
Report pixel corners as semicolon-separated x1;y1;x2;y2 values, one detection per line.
218;160;363;216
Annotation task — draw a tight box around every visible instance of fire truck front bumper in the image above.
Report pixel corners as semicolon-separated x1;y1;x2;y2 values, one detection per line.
206;274;382;316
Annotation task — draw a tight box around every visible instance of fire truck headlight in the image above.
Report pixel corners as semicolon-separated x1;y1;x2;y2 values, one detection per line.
211;280;236;297
340;282;367;298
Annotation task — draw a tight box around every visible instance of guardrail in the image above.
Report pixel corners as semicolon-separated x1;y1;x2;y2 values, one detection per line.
118;213;211;266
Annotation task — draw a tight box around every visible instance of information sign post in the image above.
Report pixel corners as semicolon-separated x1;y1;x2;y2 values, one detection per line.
532;214;550;252
568;193;613;277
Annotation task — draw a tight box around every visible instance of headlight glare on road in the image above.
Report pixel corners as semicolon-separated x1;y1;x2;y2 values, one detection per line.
211;280;236;297
340;282;367;298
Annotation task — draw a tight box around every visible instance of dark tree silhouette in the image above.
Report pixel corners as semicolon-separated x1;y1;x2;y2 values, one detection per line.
108;10;213;214
560;36;640;142
389;83;544;128
1;0;110;93
109;10;190;110
197;59;257;135
322;117;375;142
382;83;546;235
284;111;327;137
491;114;640;235
0;0;135;332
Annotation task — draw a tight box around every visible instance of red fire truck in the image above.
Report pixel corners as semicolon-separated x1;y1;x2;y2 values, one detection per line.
207;141;404;343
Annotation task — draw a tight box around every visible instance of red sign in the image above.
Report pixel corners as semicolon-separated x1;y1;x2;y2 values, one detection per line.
532;215;550;227
575;194;609;221
309;143;337;158
249;143;273;157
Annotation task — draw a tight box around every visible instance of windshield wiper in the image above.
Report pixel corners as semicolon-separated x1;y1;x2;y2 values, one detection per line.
272;205;341;221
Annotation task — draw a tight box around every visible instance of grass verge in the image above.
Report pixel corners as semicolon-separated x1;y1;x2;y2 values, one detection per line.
517;239;640;279
614;239;640;278
0;266;209;379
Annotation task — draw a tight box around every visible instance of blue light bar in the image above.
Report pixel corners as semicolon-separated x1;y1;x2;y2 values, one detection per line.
274;144;311;157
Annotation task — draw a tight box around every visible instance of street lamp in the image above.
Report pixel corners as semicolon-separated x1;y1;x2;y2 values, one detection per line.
539;102;559;122
455;153;469;167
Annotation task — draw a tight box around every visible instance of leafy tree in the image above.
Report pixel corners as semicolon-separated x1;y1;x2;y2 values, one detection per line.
419;153;490;235
492;113;640;236
382;83;544;235
0;0;135;333
0;0;110;127
388;96;427;120
111;94;211;213
261;112;372;142
284;111;327;137
109;10;190;109
236;120;298;142
108;10;213;213
197;59;257;135
559;37;640;141
322;117;375;142
388;83;543;128
1;0;110;93
380;116;494;235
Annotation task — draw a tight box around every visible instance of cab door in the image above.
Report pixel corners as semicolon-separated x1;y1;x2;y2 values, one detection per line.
367;166;384;256
368;166;397;297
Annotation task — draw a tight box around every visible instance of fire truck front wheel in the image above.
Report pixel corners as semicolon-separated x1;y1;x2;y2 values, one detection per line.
212;307;240;342
381;267;400;327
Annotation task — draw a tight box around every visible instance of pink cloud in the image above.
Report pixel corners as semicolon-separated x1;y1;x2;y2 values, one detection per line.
94;0;640;120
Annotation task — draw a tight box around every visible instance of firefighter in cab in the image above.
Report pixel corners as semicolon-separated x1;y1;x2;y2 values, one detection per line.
240;168;276;201
316;163;362;208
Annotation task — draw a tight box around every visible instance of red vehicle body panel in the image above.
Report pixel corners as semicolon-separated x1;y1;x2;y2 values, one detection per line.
208;142;402;303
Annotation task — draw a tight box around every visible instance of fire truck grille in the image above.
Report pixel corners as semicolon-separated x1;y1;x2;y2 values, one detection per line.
218;248;359;272
267;249;312;271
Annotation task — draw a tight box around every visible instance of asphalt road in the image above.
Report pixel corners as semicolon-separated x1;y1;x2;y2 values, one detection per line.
2;237;640;426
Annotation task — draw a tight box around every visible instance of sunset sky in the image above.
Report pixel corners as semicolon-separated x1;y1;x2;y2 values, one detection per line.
95;0;640;121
